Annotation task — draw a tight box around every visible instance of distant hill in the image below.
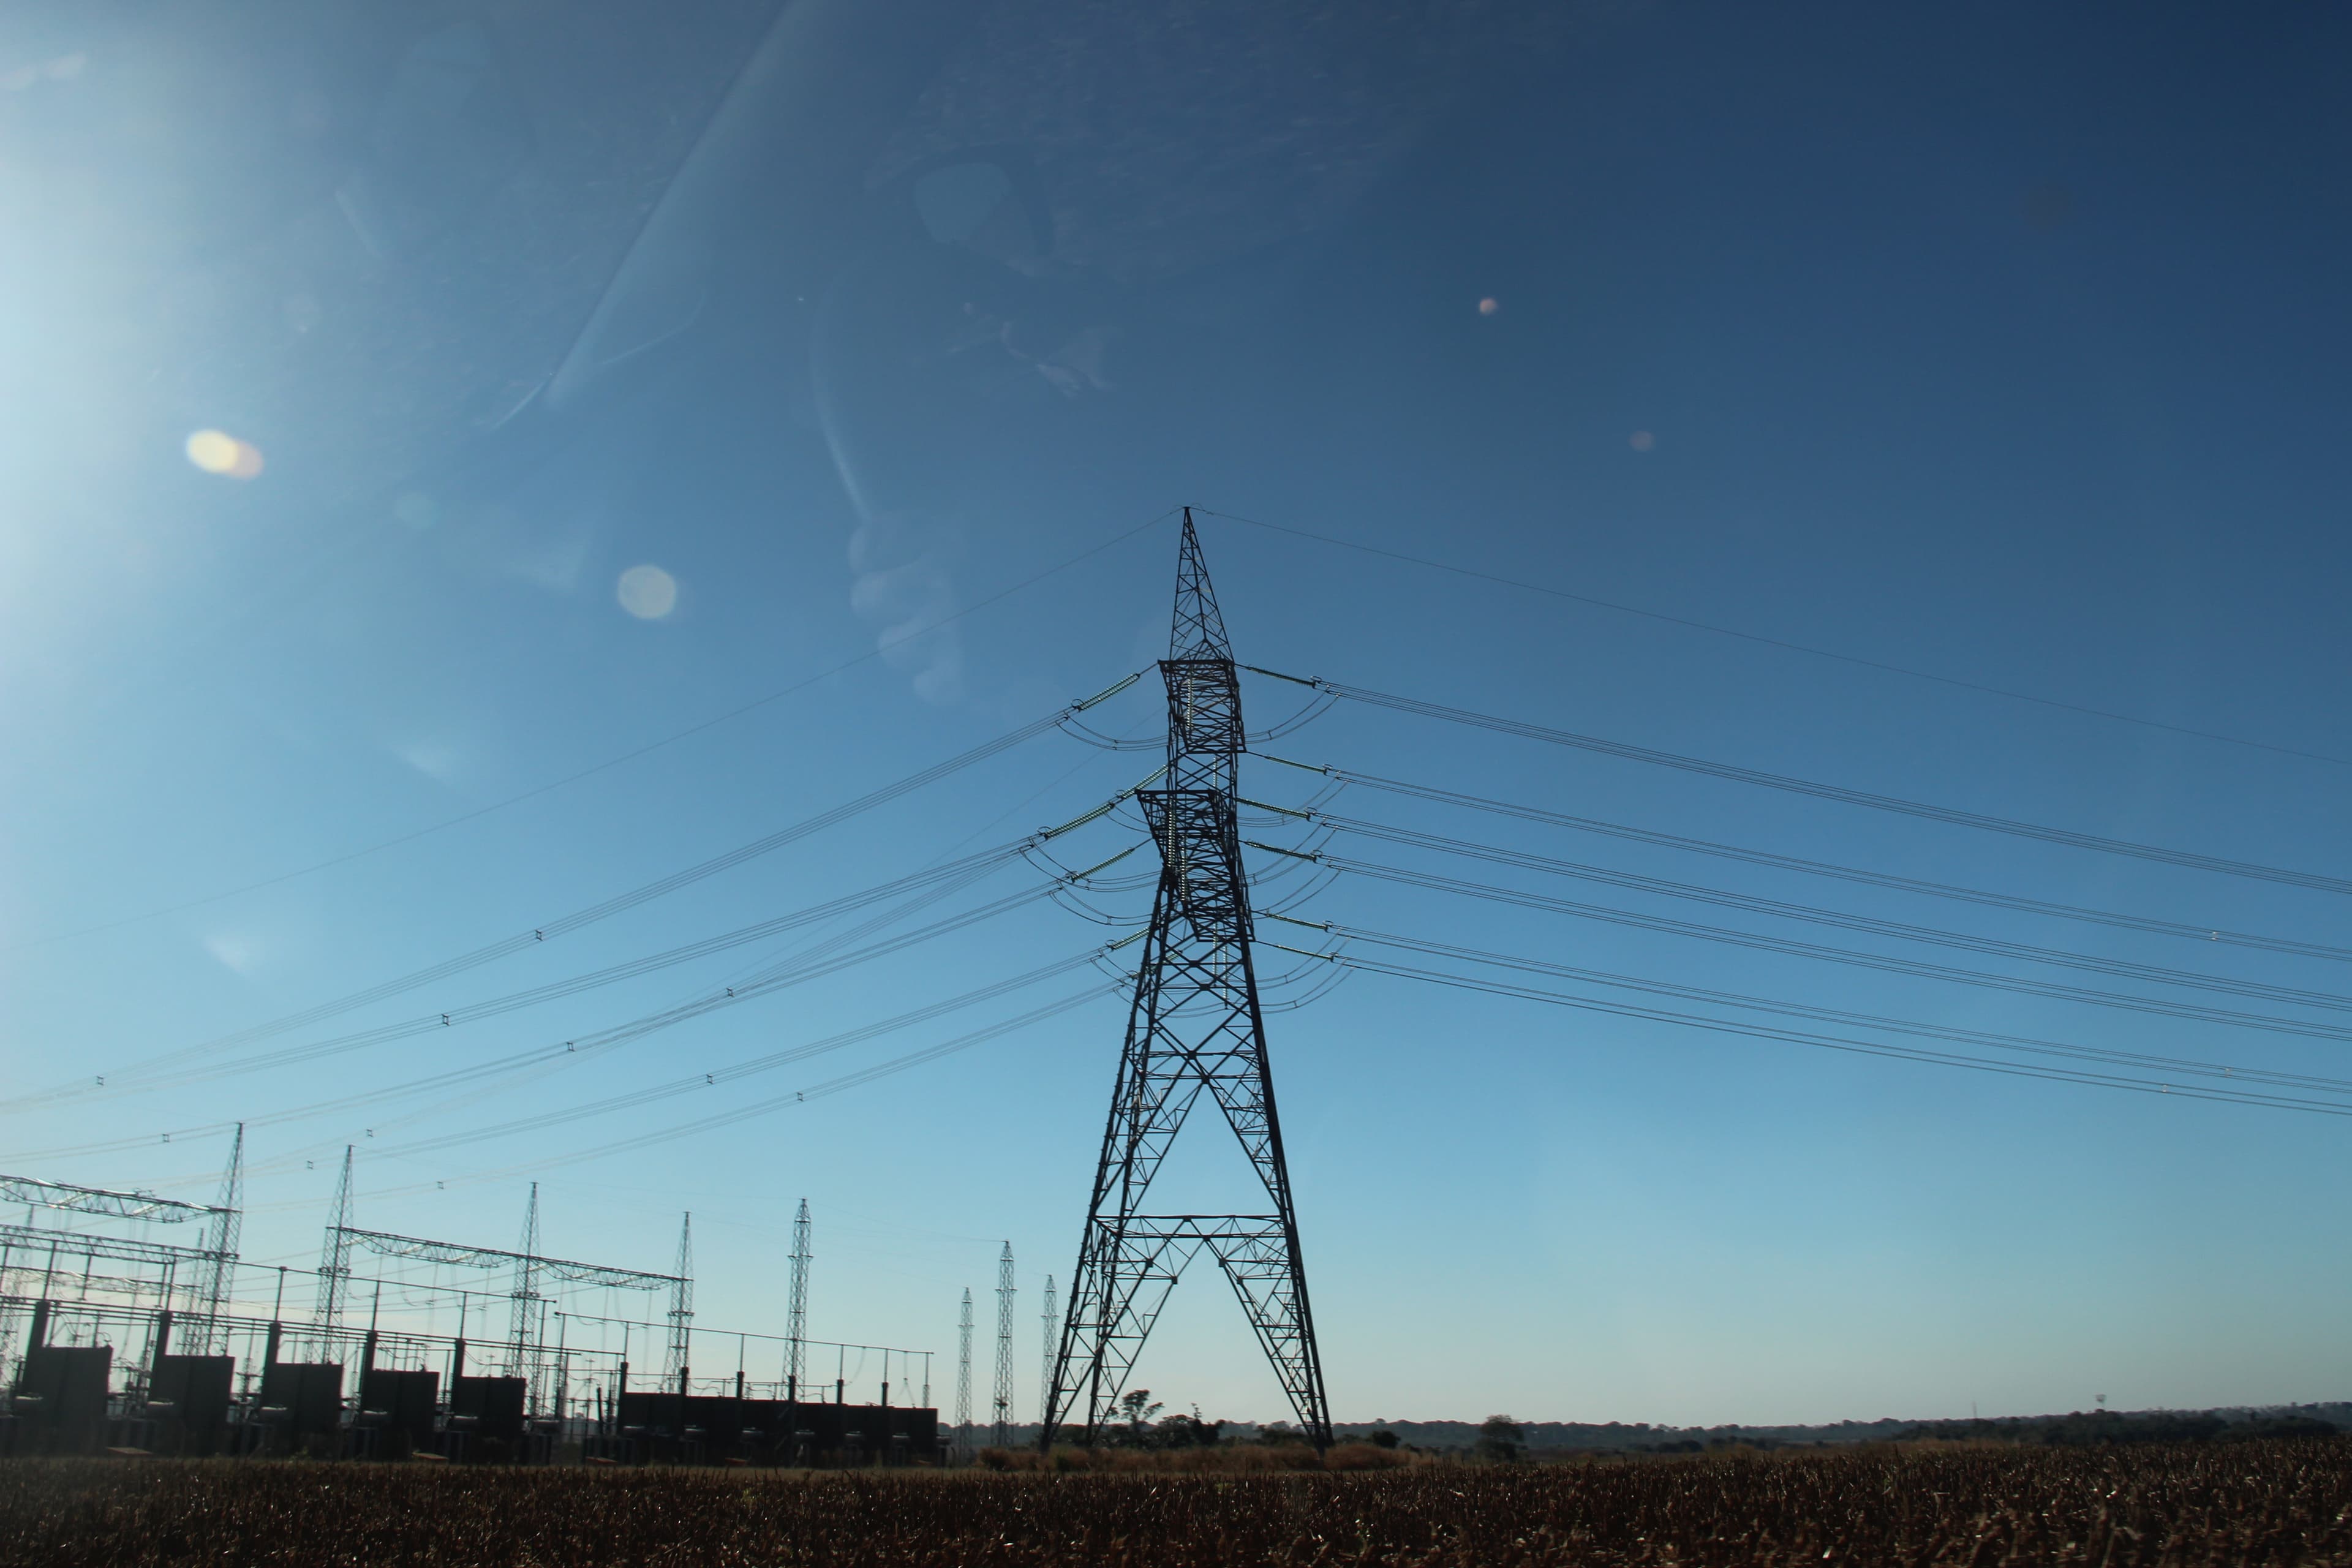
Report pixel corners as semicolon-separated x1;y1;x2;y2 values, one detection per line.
1317;1403;2352;1453
1315;1418;1912;1453
971;1403;2350;1453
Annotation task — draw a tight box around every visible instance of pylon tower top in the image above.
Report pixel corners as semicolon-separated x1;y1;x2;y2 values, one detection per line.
1169;508;1232;662
1163;508;1246;803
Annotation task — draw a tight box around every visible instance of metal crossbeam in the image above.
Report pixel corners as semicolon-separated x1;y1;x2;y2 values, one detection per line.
0;1174;221;1225
0;1223;221;1272
337;1227;679;1291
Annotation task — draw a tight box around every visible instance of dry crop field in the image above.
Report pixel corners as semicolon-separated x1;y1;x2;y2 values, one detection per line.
2;1440;2346;1566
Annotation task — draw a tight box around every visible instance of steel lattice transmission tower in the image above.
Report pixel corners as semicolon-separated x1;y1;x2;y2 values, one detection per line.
786;1198;811;1392
509;1182;545;1395
194;1124;244;1353
1042;510;1333;1450
955;1287;974;1453
314;1145;355;1330
1037;1274;1058;1434
665;1213;693;1380
992;1242;1016;1447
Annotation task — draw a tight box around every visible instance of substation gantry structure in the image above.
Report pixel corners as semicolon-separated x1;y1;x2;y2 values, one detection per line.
0;1170;241;1357
315;1159;688;1408
1042;511;1332;1451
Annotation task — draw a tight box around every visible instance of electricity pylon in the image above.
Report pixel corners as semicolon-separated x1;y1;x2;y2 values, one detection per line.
195;1124;243;1352
665;1213;693;1380
955;1287;974;1454
1038;1274;1057;1438
992;1242;1016;1447
787;1199;811;1393
510;1183;547;1403
1042;510;1332;1450
315;1145;355;1330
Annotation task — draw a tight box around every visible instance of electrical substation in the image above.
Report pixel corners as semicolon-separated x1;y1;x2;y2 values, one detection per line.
1;1145;933;1464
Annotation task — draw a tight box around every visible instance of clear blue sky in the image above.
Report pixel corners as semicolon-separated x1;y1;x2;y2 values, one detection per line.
3;2;2350;1427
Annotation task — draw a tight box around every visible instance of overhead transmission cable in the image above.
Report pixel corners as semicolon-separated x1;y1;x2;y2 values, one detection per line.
23;875;1063;1172
1280;763;2352;966
23;845;1035;1107
345;986;1123;1203
374;952;1114;1157
1267;916;2352;1099
606;718;1142;1062
1295;815;2352;1014
219;771;1159;1174
230;881;1058;1180
271;771;1166;1199
26;671;1143;1104
1250;672;2352;896
327;771;1169;1145
10;508;1177;951
1268;848;2352;1044
46;763;1162;1191
1259;918;2352;1118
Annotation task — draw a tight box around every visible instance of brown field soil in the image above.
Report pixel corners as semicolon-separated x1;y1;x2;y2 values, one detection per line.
2;1439;2348;1566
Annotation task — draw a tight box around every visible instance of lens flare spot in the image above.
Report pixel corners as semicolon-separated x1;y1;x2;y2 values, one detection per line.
185;429;264;478
1629;430;1656;452
1477;296;1500;315
617;564;679;619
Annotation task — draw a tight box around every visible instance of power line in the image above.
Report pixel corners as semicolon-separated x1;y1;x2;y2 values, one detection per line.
1303;814;2352;1015
15;845;1034;1113
9;511;1177;952
1261;921;2352;1118
42;752;1155;1196
1300;851;2352;1044
14;862;1052;1170
216;886;1076;1180
30;674;1139;1107
367;948;1107;1160
295;777;1159;1155
1306;764;2352;966
1273;918;2352;1099
1284;677;2352;896
7;867;1053;1169
1196;506;2351;769
300;985;1118;1207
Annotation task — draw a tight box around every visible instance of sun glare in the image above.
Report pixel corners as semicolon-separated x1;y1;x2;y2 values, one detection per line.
184;429;264;479
617;564;679;619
